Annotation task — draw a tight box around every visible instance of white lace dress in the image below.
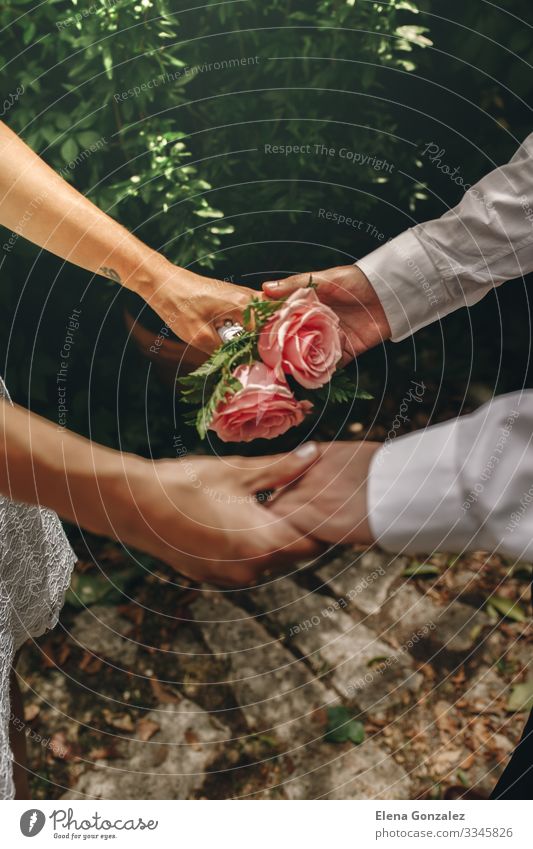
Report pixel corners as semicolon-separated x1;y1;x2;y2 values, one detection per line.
0;379;76;798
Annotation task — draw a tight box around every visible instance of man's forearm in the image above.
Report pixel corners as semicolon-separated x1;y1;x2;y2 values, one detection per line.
0;121;173;300
0;400;142;539
368;391;533;559
358;132;533;341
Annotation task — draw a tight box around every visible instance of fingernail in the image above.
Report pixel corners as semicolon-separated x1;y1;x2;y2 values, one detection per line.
295;442;318;459
265;280;281;288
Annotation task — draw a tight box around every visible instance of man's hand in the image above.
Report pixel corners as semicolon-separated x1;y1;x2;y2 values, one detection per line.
262;265;391;363
113;444;323;586
267;441;380;546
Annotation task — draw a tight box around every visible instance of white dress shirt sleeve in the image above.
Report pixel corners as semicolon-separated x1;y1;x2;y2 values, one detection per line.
357;133;533;341
368;391;533;559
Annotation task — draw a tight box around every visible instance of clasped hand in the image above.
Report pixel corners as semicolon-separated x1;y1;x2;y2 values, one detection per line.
136;440;379;588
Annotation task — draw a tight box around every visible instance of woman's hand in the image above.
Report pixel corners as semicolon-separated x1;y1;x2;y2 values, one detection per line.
146;266;255;354
0;121;253;355
262;265;391;363
109;446;322;586
0;402;322;588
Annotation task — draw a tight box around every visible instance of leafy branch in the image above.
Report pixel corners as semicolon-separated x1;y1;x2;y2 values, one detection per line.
179;329;255;435
311;369;374;405
179;294;291;434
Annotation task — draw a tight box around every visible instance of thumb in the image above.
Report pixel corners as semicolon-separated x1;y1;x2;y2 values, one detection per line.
262;272;315;300
236;442;320;492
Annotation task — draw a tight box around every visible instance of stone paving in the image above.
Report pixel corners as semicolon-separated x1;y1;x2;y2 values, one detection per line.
18;547;528;799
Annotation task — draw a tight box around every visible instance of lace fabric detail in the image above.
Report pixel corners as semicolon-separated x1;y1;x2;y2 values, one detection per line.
0;378;77;798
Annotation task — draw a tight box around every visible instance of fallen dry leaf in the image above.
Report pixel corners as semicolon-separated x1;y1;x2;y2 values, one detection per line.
118;604;145;627
23;703;40;722
40;642;56;669
430;746;463;776
136;718;160;742
79;652;103;674
452;666;466;685
102;709;135;733
57;643;71;666
49;731;77;761
184;728;200;750
87;746;119;761
491;733;514;757
458;751;475;770
151;744;169;767
433;700;457;738
149;677;181;704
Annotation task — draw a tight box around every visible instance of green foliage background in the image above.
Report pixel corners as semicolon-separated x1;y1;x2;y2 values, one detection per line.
0;0;531;456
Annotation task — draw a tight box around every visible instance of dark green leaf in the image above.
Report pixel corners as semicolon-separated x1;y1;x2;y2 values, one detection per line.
22;20;36;45
456;768;470;787
506;678;533;713
60;138;78;161
65;566;141;609
403;562;440;577
324;706;365;745
77;131;103;148
486;594;527;623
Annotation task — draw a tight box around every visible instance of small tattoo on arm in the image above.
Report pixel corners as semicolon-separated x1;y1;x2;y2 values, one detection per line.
99;266;122;284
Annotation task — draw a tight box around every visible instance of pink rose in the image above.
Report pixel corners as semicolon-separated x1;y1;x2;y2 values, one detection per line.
209;362;313;442
258;287;343;389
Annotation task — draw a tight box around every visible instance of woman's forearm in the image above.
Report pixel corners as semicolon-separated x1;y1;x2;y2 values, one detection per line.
0;121;174;300
0;121;256;353
0;400;141;538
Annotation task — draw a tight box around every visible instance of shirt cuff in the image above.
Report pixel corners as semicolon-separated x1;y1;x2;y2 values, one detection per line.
357;228;445;342
367;419;481;555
